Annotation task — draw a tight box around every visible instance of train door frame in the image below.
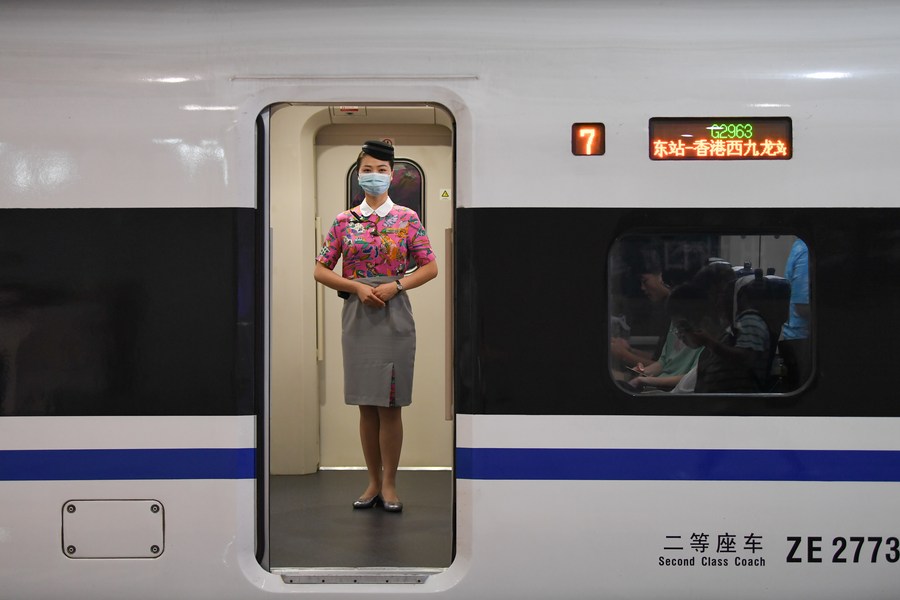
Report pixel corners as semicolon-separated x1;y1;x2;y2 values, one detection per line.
257;106;272;569
256;102;457;576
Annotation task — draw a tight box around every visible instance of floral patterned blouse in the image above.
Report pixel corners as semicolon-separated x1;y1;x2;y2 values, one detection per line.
316;202;435;279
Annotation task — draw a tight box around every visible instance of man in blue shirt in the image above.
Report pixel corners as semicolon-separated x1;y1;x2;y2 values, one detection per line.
780;238;811;389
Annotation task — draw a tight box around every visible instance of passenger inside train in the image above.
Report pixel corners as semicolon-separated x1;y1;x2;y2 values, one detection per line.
608;234;810;394
610;253;702;391
668;272;765;394
734;269;792;391
780;239;811;389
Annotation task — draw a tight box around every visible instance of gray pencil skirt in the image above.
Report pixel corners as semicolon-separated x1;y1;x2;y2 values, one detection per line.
341;276;416;407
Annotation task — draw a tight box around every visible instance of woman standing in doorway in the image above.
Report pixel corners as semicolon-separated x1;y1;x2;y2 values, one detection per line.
314;140;438;512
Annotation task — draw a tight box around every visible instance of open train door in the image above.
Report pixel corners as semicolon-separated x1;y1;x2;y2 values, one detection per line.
258;103;455;578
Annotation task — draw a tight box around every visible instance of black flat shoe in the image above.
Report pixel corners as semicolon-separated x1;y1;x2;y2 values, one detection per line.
382;499;403;513
352;495;382;509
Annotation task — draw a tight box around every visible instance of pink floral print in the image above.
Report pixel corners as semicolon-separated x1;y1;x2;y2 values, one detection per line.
316;205;434;279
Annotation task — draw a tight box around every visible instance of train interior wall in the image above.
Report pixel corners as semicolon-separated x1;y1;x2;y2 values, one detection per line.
269;104;454;474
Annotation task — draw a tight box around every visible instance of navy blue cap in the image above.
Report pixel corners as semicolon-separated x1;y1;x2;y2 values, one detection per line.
362;139;394;161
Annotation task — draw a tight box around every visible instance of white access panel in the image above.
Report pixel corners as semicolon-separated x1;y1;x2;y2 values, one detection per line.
61;500;165;559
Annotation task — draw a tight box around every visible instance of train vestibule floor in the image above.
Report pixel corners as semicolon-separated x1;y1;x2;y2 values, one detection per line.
269;470;453;569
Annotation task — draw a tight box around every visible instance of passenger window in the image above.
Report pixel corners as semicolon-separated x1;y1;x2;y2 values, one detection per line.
347;159;426;272
608;234;812;395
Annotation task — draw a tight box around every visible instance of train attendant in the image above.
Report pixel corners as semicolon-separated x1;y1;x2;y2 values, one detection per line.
313;140;438;513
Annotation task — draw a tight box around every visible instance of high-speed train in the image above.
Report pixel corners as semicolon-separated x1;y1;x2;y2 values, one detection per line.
2;1;900;598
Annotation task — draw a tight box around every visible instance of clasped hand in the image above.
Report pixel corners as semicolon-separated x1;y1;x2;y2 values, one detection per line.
356;282;399;308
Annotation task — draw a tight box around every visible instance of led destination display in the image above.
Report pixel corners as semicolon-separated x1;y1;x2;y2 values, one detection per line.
649;117;792;161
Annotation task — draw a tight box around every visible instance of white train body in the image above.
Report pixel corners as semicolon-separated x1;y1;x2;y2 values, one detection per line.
1;1;900;598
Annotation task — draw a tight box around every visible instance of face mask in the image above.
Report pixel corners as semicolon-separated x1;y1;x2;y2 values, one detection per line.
358;172;391;195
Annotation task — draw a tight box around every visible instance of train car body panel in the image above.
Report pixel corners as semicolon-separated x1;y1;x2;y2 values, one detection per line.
2;2;899;211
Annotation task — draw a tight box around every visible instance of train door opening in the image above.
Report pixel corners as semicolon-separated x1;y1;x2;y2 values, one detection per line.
261;103;455;573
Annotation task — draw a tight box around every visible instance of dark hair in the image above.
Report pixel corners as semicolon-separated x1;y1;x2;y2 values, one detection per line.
666;281;710;326
637;249;663;276
692;262;736;322
737;276;767;312
693;261;736;292
356;149;394;170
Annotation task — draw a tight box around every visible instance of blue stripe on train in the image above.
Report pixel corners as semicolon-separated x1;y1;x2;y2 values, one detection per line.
0;448;255;480
5;447;900;482
456;447;900;482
